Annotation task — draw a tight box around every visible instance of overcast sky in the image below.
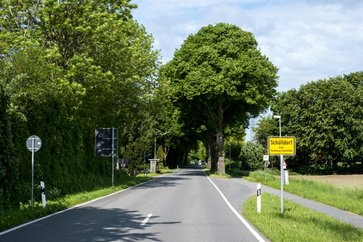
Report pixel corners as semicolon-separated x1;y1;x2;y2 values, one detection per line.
132;0;363;139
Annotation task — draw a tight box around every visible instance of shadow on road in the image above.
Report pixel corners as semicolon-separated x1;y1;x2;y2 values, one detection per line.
1;206;180;242
131;168;206;190
65;207;161;242
131;176;188;190
177;169;206;177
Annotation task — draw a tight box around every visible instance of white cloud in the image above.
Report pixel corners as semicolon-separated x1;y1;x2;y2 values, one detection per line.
133;0;363;92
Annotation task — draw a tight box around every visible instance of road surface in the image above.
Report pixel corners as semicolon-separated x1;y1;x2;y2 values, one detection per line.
0;168;265;242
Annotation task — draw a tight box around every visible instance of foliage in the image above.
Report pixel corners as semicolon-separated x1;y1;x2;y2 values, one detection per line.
161;23;278;173
188;140;207;161
270;72;363;172
243;193;363;242
239;142;266;170
0;0;159;209
0;83;16;209
224;135;245;161
253;116;278;147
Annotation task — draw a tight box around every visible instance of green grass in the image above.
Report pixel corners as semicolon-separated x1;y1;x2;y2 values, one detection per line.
204;169;231;178
243;170;363;216
0;175;153;232
243;193;363;242
159;168;178;174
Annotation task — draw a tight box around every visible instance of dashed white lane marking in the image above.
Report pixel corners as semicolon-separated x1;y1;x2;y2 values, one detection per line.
141;213;153;226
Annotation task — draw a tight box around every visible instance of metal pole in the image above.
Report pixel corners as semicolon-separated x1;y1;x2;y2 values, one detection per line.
111;128;115;187
31;138;35;208
279;117;284;213
229;144;231;170
229;144;231;160
154;137;156;159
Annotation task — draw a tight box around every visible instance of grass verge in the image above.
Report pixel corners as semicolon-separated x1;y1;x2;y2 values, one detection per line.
0;175;153;232
243;193;363;242
204;169;231;179
243;170;363;216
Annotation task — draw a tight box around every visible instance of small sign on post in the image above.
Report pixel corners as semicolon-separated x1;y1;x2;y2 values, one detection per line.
26;135;42;208
263;155;269;163
267;136;296;214
95;128;118;187
263;154;269;181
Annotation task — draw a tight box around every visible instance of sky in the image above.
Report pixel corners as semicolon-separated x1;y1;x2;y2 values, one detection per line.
132;0;363;140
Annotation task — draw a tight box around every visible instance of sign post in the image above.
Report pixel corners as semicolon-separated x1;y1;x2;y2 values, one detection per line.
263;155;269;181
95;128;118;186
111;128;115;187
268;136;295;213
26;135;42;207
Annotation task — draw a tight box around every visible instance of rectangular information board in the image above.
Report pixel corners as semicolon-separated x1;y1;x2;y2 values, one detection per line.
95;128;118;157
268;136;296;156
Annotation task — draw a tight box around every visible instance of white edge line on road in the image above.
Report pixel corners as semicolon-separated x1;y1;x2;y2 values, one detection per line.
141;213;153;226
206;176;266;242
0;175;168;236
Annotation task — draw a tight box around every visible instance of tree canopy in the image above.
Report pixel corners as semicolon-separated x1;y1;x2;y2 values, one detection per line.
0;0;159;208
255;72;363;173
161;23;278;173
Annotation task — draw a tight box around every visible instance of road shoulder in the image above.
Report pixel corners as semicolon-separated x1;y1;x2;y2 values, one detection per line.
210;176;363;229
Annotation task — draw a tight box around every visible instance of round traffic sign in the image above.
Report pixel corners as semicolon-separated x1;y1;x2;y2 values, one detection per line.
26;135;42;152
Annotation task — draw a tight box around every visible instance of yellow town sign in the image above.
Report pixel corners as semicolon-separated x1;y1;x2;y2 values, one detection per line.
268;136;296;156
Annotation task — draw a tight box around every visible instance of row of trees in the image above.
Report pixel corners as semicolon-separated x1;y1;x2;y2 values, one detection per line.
160;23;278;173
254;72;363;173
0;0;162;208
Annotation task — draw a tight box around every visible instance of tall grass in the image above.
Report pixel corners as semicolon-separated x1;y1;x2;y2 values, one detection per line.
244;170;363;216
243;193;363;242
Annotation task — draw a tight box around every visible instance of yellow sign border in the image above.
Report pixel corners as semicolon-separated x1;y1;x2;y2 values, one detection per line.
268;136;296;156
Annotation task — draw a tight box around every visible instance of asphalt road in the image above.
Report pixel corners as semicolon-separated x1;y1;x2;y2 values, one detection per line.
0;168;265;242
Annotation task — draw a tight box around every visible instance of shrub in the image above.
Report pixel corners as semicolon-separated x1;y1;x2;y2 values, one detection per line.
239;142;266;171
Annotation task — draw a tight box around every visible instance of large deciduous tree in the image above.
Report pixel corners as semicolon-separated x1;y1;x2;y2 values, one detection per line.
271;72;363;172
0;0;159;206
162;23;278;173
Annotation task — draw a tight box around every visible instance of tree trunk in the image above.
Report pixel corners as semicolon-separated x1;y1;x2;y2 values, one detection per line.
216;129;225;174
204;139;211;169
209;132;218;171
216;102;225;174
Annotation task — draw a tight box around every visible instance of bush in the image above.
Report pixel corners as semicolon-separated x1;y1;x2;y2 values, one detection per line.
239;142;266;171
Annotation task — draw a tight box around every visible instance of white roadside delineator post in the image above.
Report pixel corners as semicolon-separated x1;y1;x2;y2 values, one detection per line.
257;183;261;213
40;181;46;208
